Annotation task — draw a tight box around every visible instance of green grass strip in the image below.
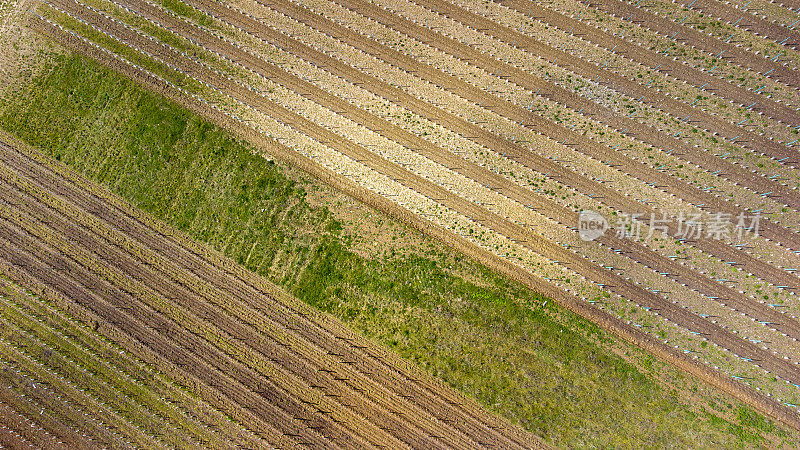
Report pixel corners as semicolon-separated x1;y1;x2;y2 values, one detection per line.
0;51;790;448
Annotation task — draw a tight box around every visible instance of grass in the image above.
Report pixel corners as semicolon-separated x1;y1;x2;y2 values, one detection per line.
0;51;793;447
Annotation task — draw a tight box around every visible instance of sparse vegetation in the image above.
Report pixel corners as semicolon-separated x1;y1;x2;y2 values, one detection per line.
1;53;795;446
1;0;799;444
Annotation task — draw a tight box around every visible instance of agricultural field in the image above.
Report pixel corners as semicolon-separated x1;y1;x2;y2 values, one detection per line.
0;131;544;447
1;0;800;445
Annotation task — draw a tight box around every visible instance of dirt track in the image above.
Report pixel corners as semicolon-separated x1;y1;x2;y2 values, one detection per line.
23;0;800;433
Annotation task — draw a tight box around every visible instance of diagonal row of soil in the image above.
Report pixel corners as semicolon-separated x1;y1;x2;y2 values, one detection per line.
0;126;541;446
27;14;800;431
361;0;800;170
682;0;800;49
575;0;800;86
38;0;800;390
88;0;800;351
153;0;800;289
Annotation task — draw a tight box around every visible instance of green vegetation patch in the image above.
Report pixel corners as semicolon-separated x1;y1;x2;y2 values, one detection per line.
0;52;791;447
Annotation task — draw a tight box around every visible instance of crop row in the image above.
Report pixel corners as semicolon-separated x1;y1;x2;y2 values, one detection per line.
202;0;800;259
0;358;113;448
89;0;800;362
0;112;529;448
45;0;800;384
0;166;425;448
624;0;800;60
0;129;544;442
0;86;536;444
37;0;800;410
103;0;800;326
25;0;800;430
0;273;254;447
282;0;800;223
357;0;800;162
0;324;161;448
1;116;536;442
0;336;89;449
517;0;799;91
130;0;792;308
40;11;800;425
170;0;791;302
